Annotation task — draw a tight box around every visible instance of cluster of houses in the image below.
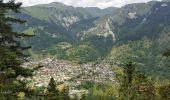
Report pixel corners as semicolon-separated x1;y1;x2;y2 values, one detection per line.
21;58;116;95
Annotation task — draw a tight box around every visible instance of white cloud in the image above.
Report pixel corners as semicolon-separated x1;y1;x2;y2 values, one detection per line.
7;0;161;8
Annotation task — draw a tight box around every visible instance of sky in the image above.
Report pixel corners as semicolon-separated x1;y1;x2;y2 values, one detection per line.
8;0;161;9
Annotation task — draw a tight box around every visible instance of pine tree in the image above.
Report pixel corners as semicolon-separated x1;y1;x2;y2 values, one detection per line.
46;77;60;99
163;48;170;57
118;62;135;100
163;48;170;67
118;62;155;100
0;0;33;98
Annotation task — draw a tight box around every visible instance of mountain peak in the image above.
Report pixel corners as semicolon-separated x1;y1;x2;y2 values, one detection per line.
36;2;72;8
49;2;66;6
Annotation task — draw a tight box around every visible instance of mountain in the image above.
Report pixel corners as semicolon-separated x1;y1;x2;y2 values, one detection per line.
12;1;170;98
101;1;170;78
114;1;170;41
13;1;170;64
13;2;117;54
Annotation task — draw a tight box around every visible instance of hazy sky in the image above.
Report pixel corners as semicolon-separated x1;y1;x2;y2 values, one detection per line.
11;0;161;8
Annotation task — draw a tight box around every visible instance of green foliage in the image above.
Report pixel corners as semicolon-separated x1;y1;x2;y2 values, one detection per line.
163;48;170;57
0;0;33;98
24;7;50;20
107;38;170;78
60;86;70;100
57;42;72;50
163;48;170;67
79;81;95;89
158;80;170;100
66;45;100;64
44;42;72;59
42;47;66;59
118;62;156;100
45;77;71;100
46;77;59;98
83;35;114;57
23;27;35;35
85;84;116;100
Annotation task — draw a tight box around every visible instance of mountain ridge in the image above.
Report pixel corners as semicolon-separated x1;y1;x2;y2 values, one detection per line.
12;1;170;63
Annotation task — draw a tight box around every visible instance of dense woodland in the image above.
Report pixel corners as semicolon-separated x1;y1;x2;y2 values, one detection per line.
0;0;170;100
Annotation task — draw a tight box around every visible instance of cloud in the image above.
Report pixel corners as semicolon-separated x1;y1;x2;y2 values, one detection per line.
11;0;161;8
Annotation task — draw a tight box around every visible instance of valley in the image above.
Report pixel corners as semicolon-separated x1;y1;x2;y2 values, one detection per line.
0;0;170;99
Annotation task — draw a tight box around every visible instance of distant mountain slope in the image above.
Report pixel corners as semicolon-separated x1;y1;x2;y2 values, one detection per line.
12;1;170;62
105;1;170;42
13;2;118;53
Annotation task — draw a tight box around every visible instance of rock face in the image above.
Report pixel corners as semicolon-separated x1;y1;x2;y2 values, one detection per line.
62;16;80;28
50;15;80;29
128;12;137;19
82;19;116;41
22;58;116;88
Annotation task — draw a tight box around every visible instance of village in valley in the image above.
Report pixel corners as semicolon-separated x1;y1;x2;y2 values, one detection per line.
20;58;116;96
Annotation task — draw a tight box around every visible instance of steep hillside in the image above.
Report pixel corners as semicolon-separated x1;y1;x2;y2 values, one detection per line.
13;2;118;55
105;1;170;42
101;1;170;78
13;1;170;64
